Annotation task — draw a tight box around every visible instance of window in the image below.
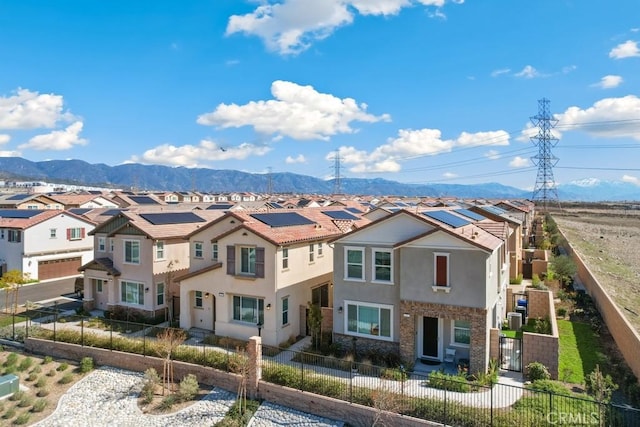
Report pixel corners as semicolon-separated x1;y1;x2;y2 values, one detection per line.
0;229;4;239
317;242;323;256
194;242;203;259
282;247;289;269
452;320;471;346
309;244;314;263
233;296;264;324
312;284;329;307
240;247;256;274
345;247;364;280
157;283;165;306
212;242;218;261
194;291;203;308
92;278;104;293
50;228;57;239
434;253;450;287
67;227;85;240
120;281;144;305
282;297;289;326
156;241;165;260
8;230;21;243
372;249;393;283
98;237;106;252
109;238;114;252
346;302;392;340
124;240;140;264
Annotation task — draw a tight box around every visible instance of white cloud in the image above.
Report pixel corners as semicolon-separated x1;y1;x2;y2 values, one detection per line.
0;134;10;145
0;150;21;157
197;80;390;140
556;95;640;140
18;121;87;151
562;65;577;74
509;156;530;168
516;123;541;142
129;139;272;167
515;65;539;79
226;0;460;55
609;40;640;59
622;175;640;186
333;127;508;174
0;88;75;130
591;75;623;89
490;68;510;77
285;154;307;164
443;172;458;178
484;149;500;160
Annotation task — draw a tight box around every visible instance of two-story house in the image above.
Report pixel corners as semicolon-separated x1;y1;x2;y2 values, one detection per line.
0;209;95;280
177;208;369;347
79;210;224;318
330;208;509;374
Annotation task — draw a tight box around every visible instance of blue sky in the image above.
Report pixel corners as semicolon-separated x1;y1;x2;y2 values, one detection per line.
1;0;639;191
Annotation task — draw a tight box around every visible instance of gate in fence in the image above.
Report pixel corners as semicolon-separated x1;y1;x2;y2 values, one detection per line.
499;335;522;372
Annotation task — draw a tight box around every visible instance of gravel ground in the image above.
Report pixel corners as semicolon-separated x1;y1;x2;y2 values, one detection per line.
32;366;345;427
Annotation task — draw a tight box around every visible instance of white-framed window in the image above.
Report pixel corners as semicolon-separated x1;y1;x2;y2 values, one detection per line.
124;240;141;264
92;278;103;293
194;290;203;308
345;301;392;341
7;230;21;243
50;228;57;239
194;241;203;259
155;241;165;260
344;247;364;281
309;244;315;263
212;242;218;261
240;246;256;275
98;237;106;252
451;319;471;346
157;283;165;306
67;227;84;240
372;248;393;283
233;295;264;324
109;238;114;252
434;252;450;287
317;242;323;256
282;296;289;326
120;281;144;305
282;247;289;269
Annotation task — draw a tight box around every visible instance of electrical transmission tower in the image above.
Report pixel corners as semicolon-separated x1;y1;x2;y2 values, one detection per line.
266;167;273;195
530;98;560;210
332;149;342;195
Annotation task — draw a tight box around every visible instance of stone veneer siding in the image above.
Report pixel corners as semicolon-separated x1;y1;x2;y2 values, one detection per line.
399;300;489;375
333;333;399;357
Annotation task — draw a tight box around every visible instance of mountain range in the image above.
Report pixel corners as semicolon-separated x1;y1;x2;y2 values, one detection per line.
0;157;638;202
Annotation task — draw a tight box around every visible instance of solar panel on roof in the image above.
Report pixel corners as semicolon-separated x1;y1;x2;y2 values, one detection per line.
266;202;283;209
0;209;44;219
69;208;92;215
395;202;408;207
101;209;122;216
6;194;31;201
250;212;314;227
481;205;508;216
454;209;486;221
207;204;233;210
139;212;206;225
129;196;159;204
345;207;363;214
322;210;358;220
423;210;470;228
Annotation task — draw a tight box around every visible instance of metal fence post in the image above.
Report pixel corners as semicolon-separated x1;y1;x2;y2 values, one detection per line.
301;353;305;391
349;362;353;403
53;301;58;342
491;384;494;426
109;313;113;351
143;324;146;356
12;311;15;341
81;317;84;346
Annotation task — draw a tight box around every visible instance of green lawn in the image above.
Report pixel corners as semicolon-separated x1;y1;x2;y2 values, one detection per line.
557;320;607;384
0;314;27;327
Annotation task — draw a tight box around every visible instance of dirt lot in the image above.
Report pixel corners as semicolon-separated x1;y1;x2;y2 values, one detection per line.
552;207;640;333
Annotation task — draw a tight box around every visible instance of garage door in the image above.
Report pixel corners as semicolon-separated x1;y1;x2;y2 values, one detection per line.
38;257;82;280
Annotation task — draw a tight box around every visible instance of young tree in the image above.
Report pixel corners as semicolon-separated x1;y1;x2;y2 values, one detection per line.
551;254;577;287
586;364;618;404
307;301;322;351
155;328;187;395
0;270;28;314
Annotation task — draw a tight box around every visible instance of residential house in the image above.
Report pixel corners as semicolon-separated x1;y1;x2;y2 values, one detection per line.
177;208;369;347
48;193;119;209
0;209;95;280
0;194;65;210
79;209;224;317
330;208;509;374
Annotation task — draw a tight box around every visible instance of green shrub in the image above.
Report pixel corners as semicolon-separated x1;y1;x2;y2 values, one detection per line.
3;365;16;375
56;362;69;372
177;374;199;402
526;362;551;381
42;356;53;365
27;373;38;382
532;274;541;286
4;353;18;367
528;379;571;395
46;369;56;377
2;407;15;419
557;307;567;318
427;370;471;392
157;394;177;411
17;357;33;372
58;372;74;384
18;395;34;408
509;274;523;285
80;357;94;373
12;412;30;425
35;377;47;388
30;365;42;374
37;388;50;397
9;390;26;401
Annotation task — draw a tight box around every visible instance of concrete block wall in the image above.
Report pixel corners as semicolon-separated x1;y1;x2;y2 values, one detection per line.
521;289;559;379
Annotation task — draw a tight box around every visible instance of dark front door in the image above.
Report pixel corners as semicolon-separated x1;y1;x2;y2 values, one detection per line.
422;317;439;359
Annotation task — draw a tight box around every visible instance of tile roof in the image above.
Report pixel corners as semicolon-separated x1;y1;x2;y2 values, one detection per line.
108;209;226;239
0;210;63;230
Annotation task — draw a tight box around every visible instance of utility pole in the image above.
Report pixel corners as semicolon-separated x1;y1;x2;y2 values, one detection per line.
332;149;342;195
266;167;273;196
530;98;561;210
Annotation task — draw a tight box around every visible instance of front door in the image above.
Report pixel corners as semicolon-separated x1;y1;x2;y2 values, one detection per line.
422;316;440;359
